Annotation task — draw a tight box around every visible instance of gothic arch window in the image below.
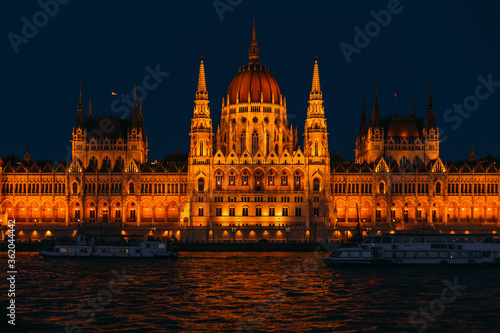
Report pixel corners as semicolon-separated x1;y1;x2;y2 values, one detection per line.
215;171;223;190
72;182;78;194
436;182;441;194
199;140;203;156
313;178;320;191
241;131;246;154
252;131;259;155
198;206;204;216
379;182;385;194
241;171;249;186
198;178;205;192
314;140;319;156
294;171;301;190
129;182;135;194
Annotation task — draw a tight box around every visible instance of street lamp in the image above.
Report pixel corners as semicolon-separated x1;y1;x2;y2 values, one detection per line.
285;227;290;242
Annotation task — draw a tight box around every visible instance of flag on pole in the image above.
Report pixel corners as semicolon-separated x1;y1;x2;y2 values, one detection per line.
111;91;117;96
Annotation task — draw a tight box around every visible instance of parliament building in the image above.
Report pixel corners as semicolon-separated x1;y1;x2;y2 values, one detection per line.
1;22;499;242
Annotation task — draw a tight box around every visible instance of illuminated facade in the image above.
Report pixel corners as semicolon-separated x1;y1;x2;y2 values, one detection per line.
1;22;499;242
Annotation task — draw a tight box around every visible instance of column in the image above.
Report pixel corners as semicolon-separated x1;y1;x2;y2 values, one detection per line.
137;206;141;227
65;202;69;226
443;204;448;226
52;204;55;223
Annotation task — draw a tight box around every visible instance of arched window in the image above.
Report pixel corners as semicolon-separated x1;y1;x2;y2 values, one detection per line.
313;178;320;191
241;131;246;154
72;182;78;194
436;182;441;194
314;140;319;156
198;207;204;216
379;182;385;194
252;131;259;155
199;140;203;156
294;171;301;190
215;171;223;190
198;178;205;192
129;182;134;194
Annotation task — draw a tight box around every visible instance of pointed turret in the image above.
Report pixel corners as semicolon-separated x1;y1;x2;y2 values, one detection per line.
131;85;139;127
139;98;143;120
248;18;260;63
359;97;367;138
196;54;208;101
76;84;84;128
88;96;93;119
371;85;380;128
25;143;30;163
469;143;475;162
426;85;436;128
309;55;322;101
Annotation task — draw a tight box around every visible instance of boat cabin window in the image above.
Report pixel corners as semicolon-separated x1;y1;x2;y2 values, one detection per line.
460;252;470;258
350;252;360;258
471;251;481;258
340;252;349;258
382;237;392;244
393;237;403;243
384;251;393;258
135;249;141;254
417;252;427;258
159;244;165;249
58;248;67;253
406;251;416;258
439;252;448;259
482;251;491;258
413;237;424;243
428;252;438;259
395;251;405;258
364;237;373;244
449;251;458;259
146;244;151;248
373;237;381;244
361;251;371;258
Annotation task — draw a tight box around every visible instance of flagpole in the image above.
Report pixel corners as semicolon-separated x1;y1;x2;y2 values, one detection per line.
110;89;113;116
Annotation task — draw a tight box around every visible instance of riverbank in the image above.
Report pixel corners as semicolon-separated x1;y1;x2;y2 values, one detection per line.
0;241;338;252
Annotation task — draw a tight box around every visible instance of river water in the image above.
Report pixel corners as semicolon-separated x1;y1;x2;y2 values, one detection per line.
4;252;500;332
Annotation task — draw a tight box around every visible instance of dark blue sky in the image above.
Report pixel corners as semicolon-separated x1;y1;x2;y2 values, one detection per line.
2;0;500;163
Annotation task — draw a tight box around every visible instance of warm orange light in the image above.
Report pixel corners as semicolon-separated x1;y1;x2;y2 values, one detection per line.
45;230;52;236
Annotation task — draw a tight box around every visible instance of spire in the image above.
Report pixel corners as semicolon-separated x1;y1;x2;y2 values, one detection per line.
131;84;139;127
196;54;208;100
359;97;367;138
25;143;30;163
412;96;416;117
426;85;436;128
248;18;260;62
309;54;322;100
139;97;143;120
371;85;380;127
469;143;475;162
76;84;84;128
88;96;93;118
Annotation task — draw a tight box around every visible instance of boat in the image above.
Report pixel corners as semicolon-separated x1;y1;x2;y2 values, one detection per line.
39;233;178;258
323;233;500;266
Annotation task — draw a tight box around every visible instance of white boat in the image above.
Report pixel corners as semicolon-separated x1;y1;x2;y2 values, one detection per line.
323;233;500;266
39;234;178;258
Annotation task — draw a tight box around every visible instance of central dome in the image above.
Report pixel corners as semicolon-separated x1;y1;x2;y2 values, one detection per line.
226;19;282;106
227;63;281;105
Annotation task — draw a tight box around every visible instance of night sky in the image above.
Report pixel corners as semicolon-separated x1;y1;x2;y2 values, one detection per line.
2;0;500;163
